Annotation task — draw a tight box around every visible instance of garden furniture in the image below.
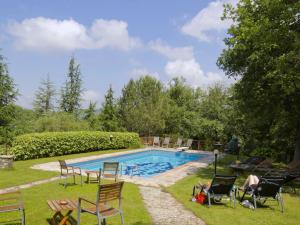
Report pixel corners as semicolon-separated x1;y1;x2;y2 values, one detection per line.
161;137;170;148
239;176;285;212
47;199;77;225
85;170;100;184
229;156;266;172
194;174;237;207
173;138;182;148
152;136;160;147
77;181;125;225
0;190;25;225
58;160;83;188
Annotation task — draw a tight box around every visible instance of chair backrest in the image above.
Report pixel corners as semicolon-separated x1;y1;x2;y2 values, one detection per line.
58;160;67;169
97;181;124;204
186;139;193;147
254;176;285;198
153;136;160;145
102;162;119;177
176;138;182;146
208;175;237;195
163;137;170;145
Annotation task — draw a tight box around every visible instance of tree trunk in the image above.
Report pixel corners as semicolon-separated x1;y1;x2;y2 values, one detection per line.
294;123;300;161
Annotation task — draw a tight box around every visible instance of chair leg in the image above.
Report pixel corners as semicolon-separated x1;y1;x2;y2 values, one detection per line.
20;208;25;225
73;174;76;184
253;195;257;210
77;207;81;225
278;193;284;213
97;212;102;225
80;174;83;186
208;193;211;207
234;190;237;208
103;218;107;225
120;212;125;225
64;176;67;188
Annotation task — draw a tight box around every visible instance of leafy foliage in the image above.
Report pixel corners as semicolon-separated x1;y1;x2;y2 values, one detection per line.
0;53;18;151
119;76;169;136
33;112;90;132
11;131;141;160
218;0;300;160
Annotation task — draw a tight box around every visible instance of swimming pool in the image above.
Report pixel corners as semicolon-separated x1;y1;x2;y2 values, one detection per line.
70;150;204;177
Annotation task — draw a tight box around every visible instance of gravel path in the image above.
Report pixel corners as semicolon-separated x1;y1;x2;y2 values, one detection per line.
139;186;205;225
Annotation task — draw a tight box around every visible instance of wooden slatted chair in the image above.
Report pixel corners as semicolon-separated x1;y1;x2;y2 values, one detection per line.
161;137;170;148
58;160;82;188
100;162;120;182
77;181;125;225
0;190;25;225
152;136;160;147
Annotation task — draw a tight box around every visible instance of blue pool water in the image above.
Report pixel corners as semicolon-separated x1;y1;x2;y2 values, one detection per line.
70;150;204;177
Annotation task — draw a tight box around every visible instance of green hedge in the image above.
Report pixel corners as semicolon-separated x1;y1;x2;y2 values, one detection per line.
11;131;141;160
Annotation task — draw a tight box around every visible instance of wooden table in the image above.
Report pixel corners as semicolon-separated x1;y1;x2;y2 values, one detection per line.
47;199;77;225
85;170;100;183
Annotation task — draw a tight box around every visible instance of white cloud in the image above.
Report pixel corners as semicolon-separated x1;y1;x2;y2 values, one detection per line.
7;17;141;52
82;90;101;108
181;0;236;42
149;39;194;60
165;59;225;87
130;68;159;79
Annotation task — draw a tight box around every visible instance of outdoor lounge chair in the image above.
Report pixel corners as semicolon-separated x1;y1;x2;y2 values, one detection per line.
58;160;83;188
0;190;25;225
173;138;182;148
161;137;170;148
240;176;285;212
229;156;266;172
152;136;160;147
77;181;125;225
195;174;237;207
178;139;193;151
264;160;300;176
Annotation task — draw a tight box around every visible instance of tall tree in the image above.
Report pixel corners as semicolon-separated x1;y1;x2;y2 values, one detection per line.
218;0;300;160
33;75;55;115
99;85;120;131
60;56;83;114
84;101;98;130
119;76;168;135
0;53;17;151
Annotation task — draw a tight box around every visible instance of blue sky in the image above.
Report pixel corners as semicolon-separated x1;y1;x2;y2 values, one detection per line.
0;0;235;108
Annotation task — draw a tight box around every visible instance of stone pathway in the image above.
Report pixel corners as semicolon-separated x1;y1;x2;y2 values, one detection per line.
139;186;205;225
0;176;60;194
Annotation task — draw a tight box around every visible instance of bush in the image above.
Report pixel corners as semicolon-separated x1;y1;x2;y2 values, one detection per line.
11;131;141;160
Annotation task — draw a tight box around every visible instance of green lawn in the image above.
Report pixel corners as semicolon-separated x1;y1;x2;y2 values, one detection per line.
167;155;300;225
1;180;152;225
0;148;137;189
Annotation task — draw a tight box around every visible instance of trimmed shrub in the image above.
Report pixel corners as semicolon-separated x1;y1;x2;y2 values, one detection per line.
11;131;141;160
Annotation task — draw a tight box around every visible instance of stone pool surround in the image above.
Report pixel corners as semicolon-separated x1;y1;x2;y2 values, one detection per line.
32;147;216;187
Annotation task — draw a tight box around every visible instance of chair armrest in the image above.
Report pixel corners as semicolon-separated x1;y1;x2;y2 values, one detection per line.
69;166;81;174
78;197;96;206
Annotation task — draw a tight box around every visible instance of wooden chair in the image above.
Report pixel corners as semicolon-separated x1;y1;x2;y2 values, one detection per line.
100;162;120;182
0;190;25;225
152;136;160;147
77;181;125;225
161;137;170;148
58;160;82;188
173;138;182;148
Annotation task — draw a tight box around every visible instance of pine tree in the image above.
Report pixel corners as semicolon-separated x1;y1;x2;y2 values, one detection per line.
99;85;120;131
0;53;17;151
60;56;83;114
33;75;55;115
84;101;98;130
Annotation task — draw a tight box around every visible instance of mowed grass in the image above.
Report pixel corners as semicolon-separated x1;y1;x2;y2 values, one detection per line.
166;155;300;225
0;148;137;189
0;180;152;225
